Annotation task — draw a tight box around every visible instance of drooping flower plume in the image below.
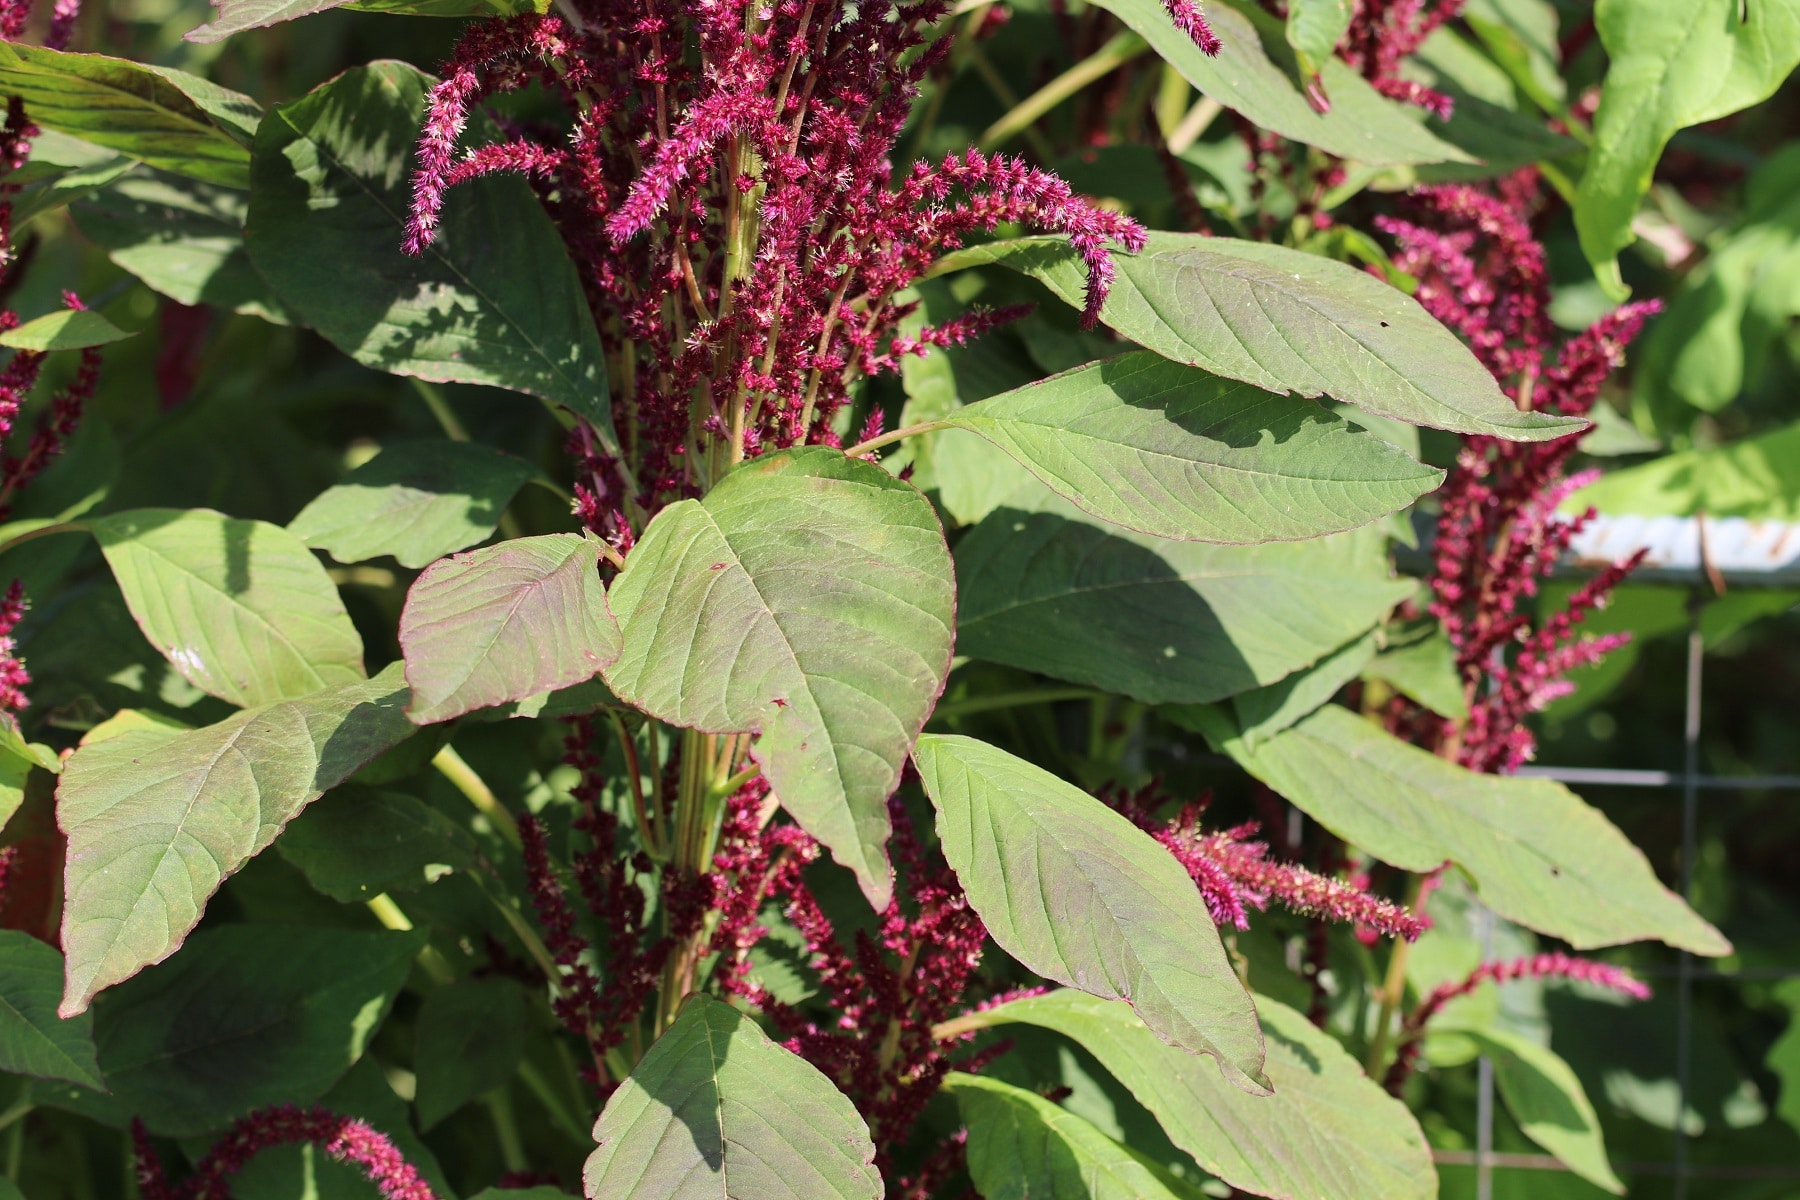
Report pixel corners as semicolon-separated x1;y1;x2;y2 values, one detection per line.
401;5;1147;530
1378;180;1660;772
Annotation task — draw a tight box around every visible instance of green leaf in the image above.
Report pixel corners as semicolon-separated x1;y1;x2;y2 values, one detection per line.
1446;1024;1625;1193
1631;214;1800;416
8;134;136;229
1287;0;1353;84
1196;703;1729;955
246;61;616;446
0;720;57;831
945;1072;1202;1200
187;0;546;43
0;46;256;188
604;448;954;908
277;784;478;902
583;994;881;1200
290;441;537;568
1363;624;1468;719
912;734;1268;1091
1576;0;1800;294
415;978;528;1129
962;990;1435;1200
938;353;1441;543
955;493;1414;705
400;533;621;725
88;508;366;710
0;932;103;1090
938;233;1578;440
1462;0;1566;114
71;168;294;322
56;666;416;1016
1228;628;1379;748
1567;419;1800;522
0;310;134;352
1089;0;1469;167
94;924;422;1136
889;279;1042;527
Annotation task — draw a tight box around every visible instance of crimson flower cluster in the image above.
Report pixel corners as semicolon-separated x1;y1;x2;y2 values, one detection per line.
1377;180;1658;773
1108;782;1426;941
1384;951;1650;1092
1340;0;1465;120
133;1109;437;1200
721;791;990;1166
401;2;1170;533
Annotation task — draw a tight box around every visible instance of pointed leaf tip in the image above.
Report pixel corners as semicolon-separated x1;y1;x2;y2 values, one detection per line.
913;733;1269;1092
603;448;954;911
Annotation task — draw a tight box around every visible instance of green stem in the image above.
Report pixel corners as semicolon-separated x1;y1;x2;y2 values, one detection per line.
608;711;664;860
931;687;1105;723
432;745;521;849
0;1100;31;1136
962;42;1057;160
1365;872;1427;1076
411;379;470;442
1167;94;1223;153
483;1086;528;1173
981;32;1150;150
476;872;563;987
1154;61;1190;133
366;894;456;985
517;1059;590;1144
0;521;84;558
843;419;954;459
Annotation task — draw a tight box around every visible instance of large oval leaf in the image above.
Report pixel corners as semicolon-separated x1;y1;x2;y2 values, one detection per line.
955;492;1414;705
1192;703;1729;956
246;61;616;444
583;994;881;1200
89;508;366;710
964;990;1435;1200
940;352;1441;543
56;666;415;1016
0;46;256;188
1576;0;1800;294
1090;0;1469;167
87;925;423;1137
400;533;621;725
944;1072;1198;1200
289;440;537;569
604;448;955;908
937;233;1580;441
912;734;1268;1092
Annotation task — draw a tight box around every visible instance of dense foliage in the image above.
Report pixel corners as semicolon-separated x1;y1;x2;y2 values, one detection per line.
0;0;1793;1197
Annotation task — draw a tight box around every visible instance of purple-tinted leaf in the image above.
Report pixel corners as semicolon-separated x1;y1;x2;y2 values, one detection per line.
584;994;880;1200
602;449;955;909
400;533;621;725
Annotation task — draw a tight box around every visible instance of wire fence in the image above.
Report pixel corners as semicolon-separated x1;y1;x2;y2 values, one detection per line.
1451;516;1800;1198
